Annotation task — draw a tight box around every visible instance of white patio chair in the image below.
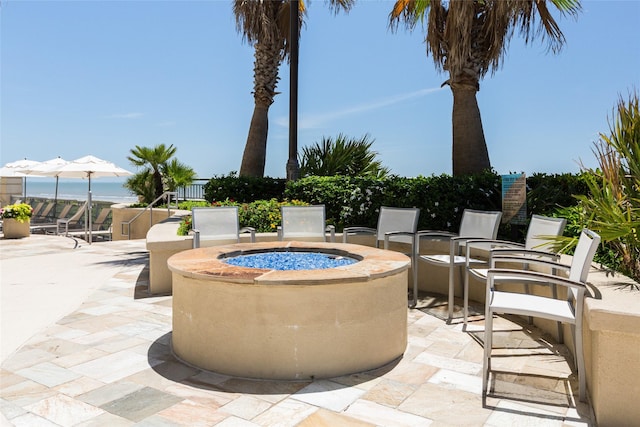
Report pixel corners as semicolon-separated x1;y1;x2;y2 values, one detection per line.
483;229;600;402
343;206;420;306
191;206;255;248
464;215;567;325
414;209;502;321
278;205;335;242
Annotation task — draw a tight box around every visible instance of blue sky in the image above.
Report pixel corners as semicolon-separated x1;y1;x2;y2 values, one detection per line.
1;0;639;180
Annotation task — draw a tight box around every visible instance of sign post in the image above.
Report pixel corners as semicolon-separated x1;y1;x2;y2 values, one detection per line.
501;173;527;226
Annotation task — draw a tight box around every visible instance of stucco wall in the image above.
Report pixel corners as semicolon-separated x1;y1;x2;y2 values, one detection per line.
112;205;187;241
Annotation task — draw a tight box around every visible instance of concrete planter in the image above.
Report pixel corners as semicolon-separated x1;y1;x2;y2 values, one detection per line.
3;218;30;239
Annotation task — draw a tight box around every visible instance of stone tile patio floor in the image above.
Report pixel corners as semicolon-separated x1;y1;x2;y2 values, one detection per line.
0;237;594;426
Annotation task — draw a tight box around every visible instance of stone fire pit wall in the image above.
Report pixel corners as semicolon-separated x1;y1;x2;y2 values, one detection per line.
168;241;411;381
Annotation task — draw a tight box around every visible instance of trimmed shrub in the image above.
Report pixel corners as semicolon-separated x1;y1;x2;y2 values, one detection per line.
284;171;502;232
203;172;286;203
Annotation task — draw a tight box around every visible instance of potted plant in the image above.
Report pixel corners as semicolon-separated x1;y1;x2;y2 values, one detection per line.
1;202;33;238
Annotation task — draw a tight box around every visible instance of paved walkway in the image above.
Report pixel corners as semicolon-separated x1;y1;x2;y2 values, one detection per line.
0;235;593;426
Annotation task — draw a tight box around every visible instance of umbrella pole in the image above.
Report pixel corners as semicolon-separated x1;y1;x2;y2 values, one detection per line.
88;190;93;244
53;176;59;219
87;174;93;244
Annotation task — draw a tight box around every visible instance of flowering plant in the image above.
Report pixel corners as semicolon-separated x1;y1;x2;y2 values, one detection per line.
176;199;309;236
1;203;34;223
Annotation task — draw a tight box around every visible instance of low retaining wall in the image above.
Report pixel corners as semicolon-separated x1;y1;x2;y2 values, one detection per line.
146;218;640;425
112;205;187;241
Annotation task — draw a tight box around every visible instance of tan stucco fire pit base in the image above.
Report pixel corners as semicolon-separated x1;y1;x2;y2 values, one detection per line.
168;241;410;380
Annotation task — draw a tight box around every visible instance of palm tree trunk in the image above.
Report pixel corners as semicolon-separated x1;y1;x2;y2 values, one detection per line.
451;85;491;175
239;41;281;178
240;105;270;177
153;170;164;201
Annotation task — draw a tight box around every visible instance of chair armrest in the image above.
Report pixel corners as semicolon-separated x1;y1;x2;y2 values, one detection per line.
342;226;376;243
415;230;457;254
464;239;525;266
490;254;570;275
57;218;70;236
487;268;587;292
416;230;457;239
448;236;494;258
326;225;336;243
465;239;524;252
490;247;560;262
189;228;201;248
240;227;256;243
383;231;415;250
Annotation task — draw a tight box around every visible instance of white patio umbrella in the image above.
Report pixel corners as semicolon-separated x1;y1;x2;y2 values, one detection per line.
23;157;69;218
38;155;132;243
0;167;28;177
0;158;43;198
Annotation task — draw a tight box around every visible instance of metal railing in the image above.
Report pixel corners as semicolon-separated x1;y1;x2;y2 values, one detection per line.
120;191;178;239
176;179;208;201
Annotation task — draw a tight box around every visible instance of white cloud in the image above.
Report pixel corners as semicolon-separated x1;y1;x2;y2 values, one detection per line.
275;87;444;129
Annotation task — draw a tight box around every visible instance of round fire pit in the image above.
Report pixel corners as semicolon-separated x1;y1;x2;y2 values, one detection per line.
168;241;410;380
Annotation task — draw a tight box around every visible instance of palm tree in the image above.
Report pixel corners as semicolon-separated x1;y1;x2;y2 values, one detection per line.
390;0;581;175
127;144;177;201
299;133;390;178
234;0;354;178
163;159;197;201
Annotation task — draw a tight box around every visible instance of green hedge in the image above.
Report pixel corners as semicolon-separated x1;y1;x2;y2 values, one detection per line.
203;173;286;204
200;171;591;239
284;171;503;232
526;172;591;216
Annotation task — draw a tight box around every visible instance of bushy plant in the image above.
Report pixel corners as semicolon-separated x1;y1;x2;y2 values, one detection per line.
550;91;640;282
299;134;390;178
203;172;286;203
176;200;210;211
527;172;590;216
236;199;308;232
163;159;197;200
1;203;33;223
177;214;192;236
125;144;195;204
177;199;309;235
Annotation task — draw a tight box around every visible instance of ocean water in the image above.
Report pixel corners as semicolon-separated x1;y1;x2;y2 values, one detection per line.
24;179;138;203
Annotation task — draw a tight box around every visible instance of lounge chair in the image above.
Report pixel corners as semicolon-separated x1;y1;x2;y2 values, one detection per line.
30;202;65;224
414;209;502;321
191;206;255;248
482;229;600;402
343;206;420;306
62;206;112;241
29;201;45;219
30;203;77;233
55;202;89;236
278;205;335;242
